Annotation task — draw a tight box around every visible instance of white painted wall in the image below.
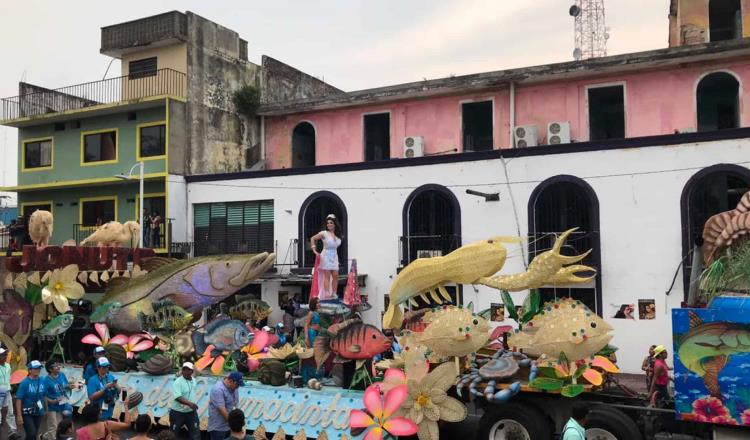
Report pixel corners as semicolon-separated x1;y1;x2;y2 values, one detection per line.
168;174;188;242
186;138;750;373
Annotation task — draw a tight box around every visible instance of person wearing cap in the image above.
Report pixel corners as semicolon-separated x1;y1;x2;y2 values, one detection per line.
0;347;20;440
41;359;74;440
86;357;119;421
15;360;48;440
83;346;106;382
207;371;244;440
170;362;200;440
649;345;672;407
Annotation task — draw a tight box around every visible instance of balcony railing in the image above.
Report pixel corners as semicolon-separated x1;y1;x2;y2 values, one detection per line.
74;223;167;249
398;234;462;267
1;68;186;121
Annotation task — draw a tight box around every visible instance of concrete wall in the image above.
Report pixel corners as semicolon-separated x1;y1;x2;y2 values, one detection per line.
18;82;99;118
263;59;750;169
184;12;261;175
262;56;344;104
167;99;187;175
187;137;750;374
669;0;750;46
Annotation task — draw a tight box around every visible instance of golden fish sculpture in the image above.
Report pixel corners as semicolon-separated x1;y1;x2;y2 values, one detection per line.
383;228;595;329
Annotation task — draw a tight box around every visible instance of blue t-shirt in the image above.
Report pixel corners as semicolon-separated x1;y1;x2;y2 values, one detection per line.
16;377;47;415
43;373;70;412
87;373;117;419
83;363;96;382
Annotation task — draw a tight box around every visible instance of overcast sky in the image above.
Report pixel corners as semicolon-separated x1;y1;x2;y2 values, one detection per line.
0;0;670;194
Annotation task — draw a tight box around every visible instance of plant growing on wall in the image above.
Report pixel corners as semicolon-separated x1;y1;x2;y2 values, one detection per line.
232;84;260;117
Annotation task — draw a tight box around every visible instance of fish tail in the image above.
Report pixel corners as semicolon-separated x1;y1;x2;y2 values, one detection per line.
192;331;208;356
314;331;333;368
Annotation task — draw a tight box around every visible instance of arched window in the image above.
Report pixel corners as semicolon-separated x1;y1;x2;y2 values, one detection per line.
528;176;601;314
697;72;740;132
681;164;750;298
292;122;316;168
299;191;347;273
709;0;742;42
401;184;462;307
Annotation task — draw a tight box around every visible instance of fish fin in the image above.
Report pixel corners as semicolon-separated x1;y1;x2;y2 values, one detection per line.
140;257;178;273
103;277;130;295
191;331;208;356
382;304;403;330
328;318;361;336
701;355;728;398
695;342;722;348
689;311;704;329
348;345;361;353
314;331;333;368
355;359;366;370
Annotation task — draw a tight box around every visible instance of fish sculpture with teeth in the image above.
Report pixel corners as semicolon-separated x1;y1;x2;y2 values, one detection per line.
383;229;595;329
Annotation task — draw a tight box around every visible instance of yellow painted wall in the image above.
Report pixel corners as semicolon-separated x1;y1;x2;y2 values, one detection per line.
120;43;187;100
120;43;187;76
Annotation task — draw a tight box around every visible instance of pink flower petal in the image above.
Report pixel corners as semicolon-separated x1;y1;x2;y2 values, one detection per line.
211;355;225;375
364;385;384;420
81;335;103;345
363;427;383;440
250;331;270;352
383;385;408;419
349;409;375;429
109;334;129;346
130;340;154;352
194;355;214;371
383;417;419;436
384;368;406;383
128;335;144;345
247;357;260;372
94;323;110;342
126;351;135;359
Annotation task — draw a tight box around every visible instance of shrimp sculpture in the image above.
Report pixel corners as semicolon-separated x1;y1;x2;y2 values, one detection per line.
382;228;595;329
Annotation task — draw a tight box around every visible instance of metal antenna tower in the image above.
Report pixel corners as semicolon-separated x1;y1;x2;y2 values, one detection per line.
570;0;610;61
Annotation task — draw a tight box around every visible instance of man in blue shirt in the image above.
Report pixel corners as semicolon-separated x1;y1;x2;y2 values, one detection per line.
15;360;47;440
42;359;74;439
562;402;589;440
208;372;244;440
83;346;106;382
86;357;120;420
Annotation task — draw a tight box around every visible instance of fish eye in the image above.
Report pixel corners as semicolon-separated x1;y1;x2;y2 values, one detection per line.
371;334;377;339
472;319;479;325
590;322;597;328
225;262;231;267
487;239;494;244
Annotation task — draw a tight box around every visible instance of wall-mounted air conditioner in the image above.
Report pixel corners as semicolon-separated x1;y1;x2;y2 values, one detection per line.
403;136;425;158
514;125;538;148
547;121;571;145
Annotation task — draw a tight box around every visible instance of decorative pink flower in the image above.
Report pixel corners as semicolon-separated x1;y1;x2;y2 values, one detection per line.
711;415;738;425
81;323;128;347
242;330;270;372
350;384;418;440
692;397;730;420
123;334;154;359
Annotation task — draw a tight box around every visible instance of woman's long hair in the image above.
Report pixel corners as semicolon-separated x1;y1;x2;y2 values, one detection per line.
321;215;343;239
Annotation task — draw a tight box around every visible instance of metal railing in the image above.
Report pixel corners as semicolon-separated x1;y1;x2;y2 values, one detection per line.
0;228;9;252
1;68;186;121
74;223;166;249
398;234;462;267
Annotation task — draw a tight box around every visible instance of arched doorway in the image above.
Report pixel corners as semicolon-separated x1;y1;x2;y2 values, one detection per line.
528;176;601;314
709;0;742;42
299;191;347;273
697;72;740;132
292;122;316;168
681;164;750;298
401;184;462;307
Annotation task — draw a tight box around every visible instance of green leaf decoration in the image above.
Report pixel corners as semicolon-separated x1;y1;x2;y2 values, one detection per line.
25;282;42;305
573;364;587;379
536;366;558;379
558;351;570;368
561;384;585;398
529;289;541;314
502;291;517;320
597;344;619;356
529;377;564;391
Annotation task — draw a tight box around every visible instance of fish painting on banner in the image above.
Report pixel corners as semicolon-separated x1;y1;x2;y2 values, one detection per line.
672;297;750;426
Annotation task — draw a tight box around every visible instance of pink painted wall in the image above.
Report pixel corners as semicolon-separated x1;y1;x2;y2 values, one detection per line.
264;59;750;169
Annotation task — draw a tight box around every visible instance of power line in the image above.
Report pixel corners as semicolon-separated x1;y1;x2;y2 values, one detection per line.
188;160;750;192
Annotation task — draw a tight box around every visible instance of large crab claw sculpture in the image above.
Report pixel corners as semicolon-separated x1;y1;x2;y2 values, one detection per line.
383;228;595;329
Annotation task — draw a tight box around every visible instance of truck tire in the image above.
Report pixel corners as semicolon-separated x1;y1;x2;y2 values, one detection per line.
476;402;552;440
586;406;642;440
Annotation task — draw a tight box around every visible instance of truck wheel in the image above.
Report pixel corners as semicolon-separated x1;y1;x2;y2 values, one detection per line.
586;406;642;440
476;402;551;440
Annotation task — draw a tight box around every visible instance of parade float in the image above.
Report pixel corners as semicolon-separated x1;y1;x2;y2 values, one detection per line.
1;212;748;439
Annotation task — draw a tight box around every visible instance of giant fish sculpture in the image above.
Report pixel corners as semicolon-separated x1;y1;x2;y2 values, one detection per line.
419;306;490;357
676;311;750;398
508;298;613;362
314;319;391;367
101;253;276;332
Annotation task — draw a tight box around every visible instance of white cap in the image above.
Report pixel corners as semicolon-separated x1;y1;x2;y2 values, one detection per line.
94;346;106;354
182;362;195;370
262;326;272;332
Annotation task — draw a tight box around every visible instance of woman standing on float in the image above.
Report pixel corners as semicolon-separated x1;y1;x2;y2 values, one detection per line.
309;214;343;300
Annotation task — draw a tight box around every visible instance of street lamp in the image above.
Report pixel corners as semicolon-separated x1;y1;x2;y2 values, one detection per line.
115;161;144;248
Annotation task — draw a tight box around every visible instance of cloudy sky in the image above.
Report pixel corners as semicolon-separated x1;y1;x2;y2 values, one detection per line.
0;0;670;193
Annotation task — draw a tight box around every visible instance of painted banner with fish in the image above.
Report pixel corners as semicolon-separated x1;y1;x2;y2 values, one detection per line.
59;366;364;438
672;297;750;427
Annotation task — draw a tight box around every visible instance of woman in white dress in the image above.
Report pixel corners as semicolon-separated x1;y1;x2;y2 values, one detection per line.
310;214;343;300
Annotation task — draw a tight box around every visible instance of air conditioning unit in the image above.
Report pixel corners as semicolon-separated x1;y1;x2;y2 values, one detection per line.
514;125;538;148
403;136;425;158
416;249;443;259
547;121;571;145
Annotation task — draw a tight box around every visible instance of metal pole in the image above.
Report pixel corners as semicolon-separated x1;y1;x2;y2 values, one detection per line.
139;161;144;249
